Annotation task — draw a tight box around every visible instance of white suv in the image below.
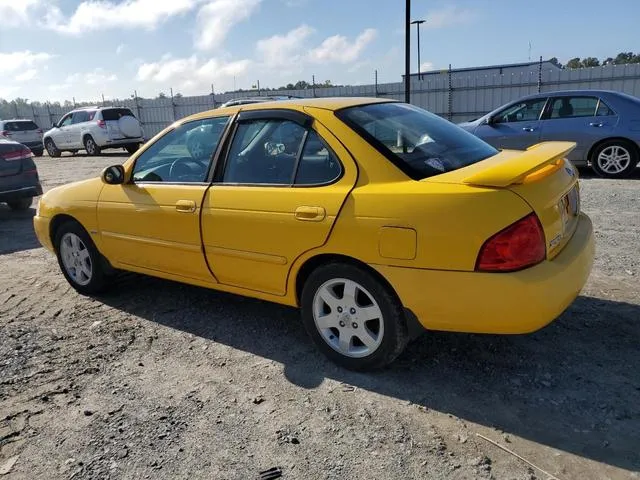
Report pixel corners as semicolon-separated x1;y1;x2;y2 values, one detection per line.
43;106;144;157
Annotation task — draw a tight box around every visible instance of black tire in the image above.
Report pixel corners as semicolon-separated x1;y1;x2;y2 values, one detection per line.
53;219;112;295
125;144;139;154
32;149;43;157
590;139;638;178
44;138;61;158
7;197;32;211
84;136;101;156
300;262;409;371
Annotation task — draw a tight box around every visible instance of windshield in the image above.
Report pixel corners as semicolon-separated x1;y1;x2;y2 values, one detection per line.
336;102;498;180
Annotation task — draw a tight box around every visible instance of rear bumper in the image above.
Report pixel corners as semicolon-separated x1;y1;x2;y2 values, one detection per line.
373;213;595;334
94;134;143;148
33;214;54;252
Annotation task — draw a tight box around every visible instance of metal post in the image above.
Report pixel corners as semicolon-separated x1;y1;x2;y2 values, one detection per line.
46;102;53;127
404;0;411;103
72;97;76;108
133;90;141;124
538;55;543;93
13;101;19;118
448;64;453;121
312;75;316;98
31;103;37;124
411;20;425;80
170;88;177;121
211;84;216;108
375;69;378;97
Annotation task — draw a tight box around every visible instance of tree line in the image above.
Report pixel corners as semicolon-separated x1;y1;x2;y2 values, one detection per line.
550;52;640;69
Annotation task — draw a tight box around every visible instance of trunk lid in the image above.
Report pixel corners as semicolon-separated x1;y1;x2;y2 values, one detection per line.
425;142;581;259
0;140;32;177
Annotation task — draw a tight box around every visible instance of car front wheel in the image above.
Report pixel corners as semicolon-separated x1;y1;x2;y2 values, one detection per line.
54;220;112;295
591;140;638;178
45;138;61;158
301;262;409;371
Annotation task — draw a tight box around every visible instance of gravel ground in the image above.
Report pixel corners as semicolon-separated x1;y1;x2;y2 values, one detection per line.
1;152;639;480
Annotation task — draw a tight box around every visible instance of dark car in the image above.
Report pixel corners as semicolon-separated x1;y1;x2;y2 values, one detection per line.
458;89;640;178
0;139;43;211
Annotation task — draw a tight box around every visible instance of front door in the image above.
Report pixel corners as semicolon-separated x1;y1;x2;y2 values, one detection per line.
54;113;74;148
97;115;231;281
474;97;548;150
201;109;357;296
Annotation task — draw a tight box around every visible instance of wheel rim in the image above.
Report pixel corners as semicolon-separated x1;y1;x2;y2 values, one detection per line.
86;139;95;154
60;233;93;286
312;278;384;358
46;141;56;155
190;141;204;159
597;145;631;174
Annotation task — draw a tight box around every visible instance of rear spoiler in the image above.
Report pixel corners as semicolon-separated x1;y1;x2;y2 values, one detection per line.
463;141;576;187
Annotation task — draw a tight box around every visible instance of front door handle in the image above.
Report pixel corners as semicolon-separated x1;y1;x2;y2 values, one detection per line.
589;122;604;127
522;126;536;132
175;200;197;213
294;206;326;222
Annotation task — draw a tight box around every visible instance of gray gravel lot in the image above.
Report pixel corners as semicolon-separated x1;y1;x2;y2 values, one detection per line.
1;152;639;480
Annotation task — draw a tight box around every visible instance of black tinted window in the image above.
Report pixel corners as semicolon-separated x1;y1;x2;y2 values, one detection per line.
295;131;341;185
72;111;89;123
102;108;135;121
337;102;498;180
549;96;598;118
5;121;39;131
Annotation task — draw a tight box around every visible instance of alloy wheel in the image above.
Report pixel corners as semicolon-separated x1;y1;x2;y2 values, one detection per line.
59;232;93;286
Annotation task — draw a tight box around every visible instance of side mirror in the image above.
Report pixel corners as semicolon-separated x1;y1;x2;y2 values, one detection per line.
52;122;58;129
102;165;125;185
485;116;495;125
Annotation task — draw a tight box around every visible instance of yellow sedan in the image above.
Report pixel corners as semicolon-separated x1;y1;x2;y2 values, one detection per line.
33;98;595;370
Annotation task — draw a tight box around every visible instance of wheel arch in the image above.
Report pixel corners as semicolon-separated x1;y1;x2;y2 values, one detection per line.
82;132;94;144
587;136;640;165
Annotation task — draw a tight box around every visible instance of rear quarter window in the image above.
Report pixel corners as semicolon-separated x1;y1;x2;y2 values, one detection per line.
336;102;498;180
4;121;39;131
101;108;135;121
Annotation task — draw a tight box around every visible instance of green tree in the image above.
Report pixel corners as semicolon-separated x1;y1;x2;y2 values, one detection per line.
549;57;563;68
581;57;600;67
566;57;582;69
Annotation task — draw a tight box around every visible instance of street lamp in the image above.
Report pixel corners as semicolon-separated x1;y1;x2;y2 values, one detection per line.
411;19;426;80
404;0;410;103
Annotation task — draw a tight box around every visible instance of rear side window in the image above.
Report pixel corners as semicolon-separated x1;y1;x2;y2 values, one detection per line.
336;102;498;180
101;108;135;121
549;96;599;119
4;121;39;131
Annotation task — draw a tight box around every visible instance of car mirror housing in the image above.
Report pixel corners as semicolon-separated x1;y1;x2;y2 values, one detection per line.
102;165;125;185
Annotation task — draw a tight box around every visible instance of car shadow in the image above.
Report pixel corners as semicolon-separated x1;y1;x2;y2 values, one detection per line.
97;274;640;472
0;206;40;255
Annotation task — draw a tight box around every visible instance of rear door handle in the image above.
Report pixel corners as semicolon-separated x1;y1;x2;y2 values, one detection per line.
294;206;326;222
589;122;604;127
522;126;536;132
175;200;197;213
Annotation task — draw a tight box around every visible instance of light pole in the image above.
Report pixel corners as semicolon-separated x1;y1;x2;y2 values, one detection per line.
411;19;425;80
404;0;411;103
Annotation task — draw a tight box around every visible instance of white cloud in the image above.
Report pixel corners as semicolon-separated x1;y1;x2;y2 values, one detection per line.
308;28;377;64
116;44;126;55
66;68;118;86
420;61;434;71
195;0;261;51
256;25;314;69
0;51;54;75
45;0;204;34
0;0;41;26
136;55;252;93
422;5;476;29
15;69;38;82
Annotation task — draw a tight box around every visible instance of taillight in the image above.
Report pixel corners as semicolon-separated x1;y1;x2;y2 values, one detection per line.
2;146;33;162
1;130;11;137
97;120;106;128
37;129;43;135
475;213;546;272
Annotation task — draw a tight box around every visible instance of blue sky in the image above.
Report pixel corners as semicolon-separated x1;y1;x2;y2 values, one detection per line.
0;0;638;102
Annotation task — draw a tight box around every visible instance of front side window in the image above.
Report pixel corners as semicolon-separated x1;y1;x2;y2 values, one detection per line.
495;98;548;123
59;114;73;127
132;116;229;183
222;119;342;186
72;111;89;124
548;96;599;119
336;102;498;180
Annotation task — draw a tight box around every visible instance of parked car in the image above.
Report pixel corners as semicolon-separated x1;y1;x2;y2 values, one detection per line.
0;119;44;156
43;106;144;157
33;98;594;370
458;89;640;178
0;138;42;211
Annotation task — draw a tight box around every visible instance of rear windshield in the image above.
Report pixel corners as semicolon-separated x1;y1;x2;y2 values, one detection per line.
336;102;498;180
3;120;39;131
101;108;135;121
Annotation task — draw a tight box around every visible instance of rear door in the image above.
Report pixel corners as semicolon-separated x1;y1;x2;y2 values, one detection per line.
473;97;548;150
4;121;41;146
538;95;618;162
69;111;90;148
200;109;357;295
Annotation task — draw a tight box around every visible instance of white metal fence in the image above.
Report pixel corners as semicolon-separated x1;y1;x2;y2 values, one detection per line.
8;63;640;139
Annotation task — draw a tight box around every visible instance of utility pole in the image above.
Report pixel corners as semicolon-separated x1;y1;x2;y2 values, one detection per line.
404;0;411;103
411;19;426;80
312;74;316;98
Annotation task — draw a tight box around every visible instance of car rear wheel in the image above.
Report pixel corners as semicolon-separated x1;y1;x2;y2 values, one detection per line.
84;136;101;156
45;138;61;158
300;262;409;371
32;149;43;157
7;198;32;211
591;140;638;178
54;220;111;295
125;144;139;154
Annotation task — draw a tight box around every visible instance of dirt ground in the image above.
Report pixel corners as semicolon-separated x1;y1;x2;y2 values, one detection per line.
1;152;639;480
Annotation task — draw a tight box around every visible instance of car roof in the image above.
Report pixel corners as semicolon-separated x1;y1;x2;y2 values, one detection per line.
188;96;394;122
523;89;626;100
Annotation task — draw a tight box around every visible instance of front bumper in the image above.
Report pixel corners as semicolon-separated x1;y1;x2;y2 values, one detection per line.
33;214;54;253
373;213;595;334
